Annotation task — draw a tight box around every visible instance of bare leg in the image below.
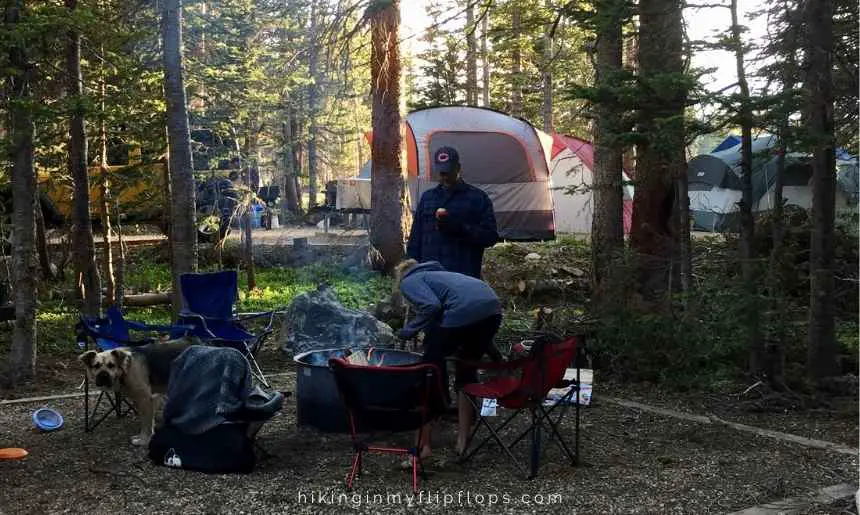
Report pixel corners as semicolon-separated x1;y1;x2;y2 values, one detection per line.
416;423;433;458
456;390;474;454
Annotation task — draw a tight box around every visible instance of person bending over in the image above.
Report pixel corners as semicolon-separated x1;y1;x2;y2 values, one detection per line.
394;258;502;459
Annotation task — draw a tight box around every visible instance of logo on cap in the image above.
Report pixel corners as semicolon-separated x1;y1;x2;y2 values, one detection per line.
437;152;450;163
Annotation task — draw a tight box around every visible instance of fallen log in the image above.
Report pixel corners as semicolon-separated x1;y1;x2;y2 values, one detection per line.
512;278;587;296
122;293;172;307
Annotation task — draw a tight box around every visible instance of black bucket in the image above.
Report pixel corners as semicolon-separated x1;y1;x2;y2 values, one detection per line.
293;347;422;433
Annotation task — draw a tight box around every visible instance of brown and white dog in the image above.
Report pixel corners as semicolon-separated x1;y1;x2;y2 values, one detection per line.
79;337;199;446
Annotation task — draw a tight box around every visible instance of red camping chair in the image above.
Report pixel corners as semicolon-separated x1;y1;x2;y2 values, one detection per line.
457;334;583;479
328;358;448;492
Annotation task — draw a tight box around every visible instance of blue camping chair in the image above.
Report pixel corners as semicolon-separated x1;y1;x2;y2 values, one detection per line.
76;306;192;432
175;270;275;387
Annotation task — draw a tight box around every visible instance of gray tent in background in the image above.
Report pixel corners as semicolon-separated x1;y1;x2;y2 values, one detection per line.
688;135;859;232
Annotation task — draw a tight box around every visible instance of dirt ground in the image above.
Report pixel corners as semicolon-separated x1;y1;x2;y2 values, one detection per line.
1;358;856;514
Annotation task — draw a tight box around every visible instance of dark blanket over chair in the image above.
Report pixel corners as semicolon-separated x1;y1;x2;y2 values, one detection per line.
162;345;253;435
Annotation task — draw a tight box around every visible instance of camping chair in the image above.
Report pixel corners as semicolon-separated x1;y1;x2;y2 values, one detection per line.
75;306;192;432
328;358;448;492
175;270;275;387
456;333;584;479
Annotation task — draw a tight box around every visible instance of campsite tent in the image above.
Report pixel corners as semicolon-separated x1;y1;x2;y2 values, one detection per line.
688;134;859;232
548;134;634;235
362;106;556;241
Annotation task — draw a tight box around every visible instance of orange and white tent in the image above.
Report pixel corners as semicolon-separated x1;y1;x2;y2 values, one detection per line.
364;106;557;241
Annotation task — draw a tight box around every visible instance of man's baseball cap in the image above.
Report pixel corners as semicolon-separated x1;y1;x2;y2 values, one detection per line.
433;146;460;175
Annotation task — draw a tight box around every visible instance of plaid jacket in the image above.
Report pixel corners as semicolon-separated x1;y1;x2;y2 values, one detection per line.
406;181;498;278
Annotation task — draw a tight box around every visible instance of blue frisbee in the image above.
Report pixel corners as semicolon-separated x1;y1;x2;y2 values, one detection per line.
32;407;64;432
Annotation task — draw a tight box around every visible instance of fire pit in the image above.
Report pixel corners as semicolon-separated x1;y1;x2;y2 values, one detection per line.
293;347;422;432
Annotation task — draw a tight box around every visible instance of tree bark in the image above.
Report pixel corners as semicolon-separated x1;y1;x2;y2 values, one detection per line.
369;0;409;272
161;0;198;315
5;1;38;383
591;0;625;295
541;0;554;133
242;128;256;291
35;202;53;281
730;0;762;376
510;8;522;117
466;1;478;105
99;86;115;308
307;2;320;209
630;0;687;302
805;0;838;379
66;0;100;316
281;115;299;215
481;3;490;107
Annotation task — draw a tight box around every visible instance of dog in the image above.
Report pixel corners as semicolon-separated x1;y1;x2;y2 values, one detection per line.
79;337;199;446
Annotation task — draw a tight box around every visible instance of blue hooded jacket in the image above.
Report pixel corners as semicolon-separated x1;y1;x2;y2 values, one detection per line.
398;261;501;338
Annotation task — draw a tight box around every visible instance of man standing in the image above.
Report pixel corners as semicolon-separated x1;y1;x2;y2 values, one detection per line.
406;146;498;278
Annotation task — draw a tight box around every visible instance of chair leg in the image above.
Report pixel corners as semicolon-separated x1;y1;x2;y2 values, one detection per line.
412;455;418;493
461;396;521;462
347;451;362;490
243;342;270;388
529;408;541;480
539;404;577;465
84;374;90;432
462;406;528;477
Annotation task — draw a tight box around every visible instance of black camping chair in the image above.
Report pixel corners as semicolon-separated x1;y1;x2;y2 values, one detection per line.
328;358;448;492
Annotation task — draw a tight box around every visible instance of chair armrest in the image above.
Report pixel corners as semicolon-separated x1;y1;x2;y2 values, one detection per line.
447;356;532;372
126;320;195;334
177;312;218;338
236;310;276;332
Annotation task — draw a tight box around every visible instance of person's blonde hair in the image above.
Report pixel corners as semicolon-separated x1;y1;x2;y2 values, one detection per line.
391;258;418;306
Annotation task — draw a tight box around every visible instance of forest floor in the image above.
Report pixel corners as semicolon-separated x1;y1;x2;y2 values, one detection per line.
0;225;857;514
0;350;856;514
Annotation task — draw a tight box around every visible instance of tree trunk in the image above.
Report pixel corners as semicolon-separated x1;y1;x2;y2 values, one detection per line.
161;0;198;315
630;0;686;302
99;94;116;308
510;8;522;117
591;0;625;295
369;0;409;272
281;116;299;216
307;3;320;209
114;199;125;312
481;4;490;107
243;128;256;291
466;1;478;105
541;0;554;132
66;0;101;316
805;0;838;379
5;1;37;383
35;203;53;281
730;0;762;376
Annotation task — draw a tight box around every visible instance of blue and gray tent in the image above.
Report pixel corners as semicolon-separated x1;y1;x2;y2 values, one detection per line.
688;135;859;232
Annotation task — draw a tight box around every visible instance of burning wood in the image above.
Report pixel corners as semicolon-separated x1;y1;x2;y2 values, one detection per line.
345;348;386;367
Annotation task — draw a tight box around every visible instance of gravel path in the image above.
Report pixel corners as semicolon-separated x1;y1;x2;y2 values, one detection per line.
1;370;856;514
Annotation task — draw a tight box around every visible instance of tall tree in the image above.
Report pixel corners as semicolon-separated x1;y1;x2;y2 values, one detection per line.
465;1;478;105
65;0;100;316
480;2;490;106
805;0;838;379
630;0;687;300
541;0;553;132
5;0;38;383
509;8;523;116
161;0;198;312
306;2;321;209
368;0;409;272
730;0;763;377
591;0;626;293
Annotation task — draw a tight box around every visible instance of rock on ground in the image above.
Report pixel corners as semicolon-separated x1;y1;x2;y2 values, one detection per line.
279;284;396;355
